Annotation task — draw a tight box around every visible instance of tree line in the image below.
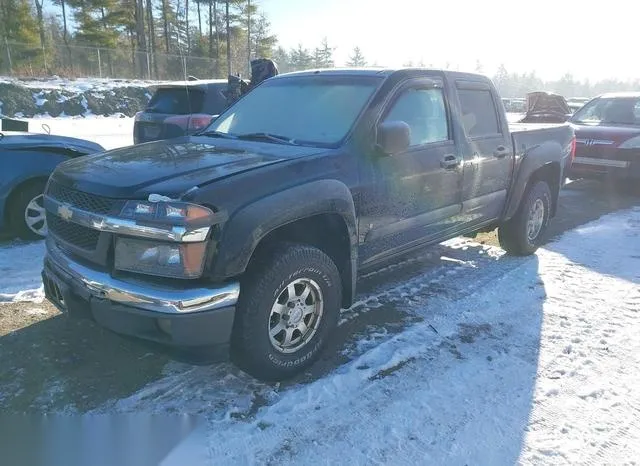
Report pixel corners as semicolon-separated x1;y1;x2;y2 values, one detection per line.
1;0;639;96
491;64;640;99
0;0;280;79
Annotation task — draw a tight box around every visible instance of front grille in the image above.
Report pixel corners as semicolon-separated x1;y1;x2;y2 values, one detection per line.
47;181;123;214
47;213;100;250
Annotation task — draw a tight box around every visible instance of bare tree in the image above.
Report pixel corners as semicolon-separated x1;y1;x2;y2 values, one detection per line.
146;0;158;77
161;0;170;52
225;0;230;76
185;0;191;53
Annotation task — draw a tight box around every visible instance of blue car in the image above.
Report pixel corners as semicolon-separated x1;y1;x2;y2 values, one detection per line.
0;131;104;239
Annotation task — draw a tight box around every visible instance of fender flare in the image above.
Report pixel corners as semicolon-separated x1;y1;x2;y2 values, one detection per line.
503;141;564;221
210;179;358;304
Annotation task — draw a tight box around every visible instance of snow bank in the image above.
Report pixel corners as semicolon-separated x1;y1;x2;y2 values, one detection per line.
25;115;134;150
0;77;154;118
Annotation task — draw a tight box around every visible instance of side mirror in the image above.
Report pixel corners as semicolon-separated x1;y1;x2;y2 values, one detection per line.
377;121;411;155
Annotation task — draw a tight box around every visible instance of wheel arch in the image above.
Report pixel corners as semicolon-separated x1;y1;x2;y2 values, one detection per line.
504;160;562;221
210;180;358;308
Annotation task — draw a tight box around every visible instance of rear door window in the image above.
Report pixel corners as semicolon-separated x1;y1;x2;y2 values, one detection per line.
146;88;205;114
457;88;501;137
203;84;229;115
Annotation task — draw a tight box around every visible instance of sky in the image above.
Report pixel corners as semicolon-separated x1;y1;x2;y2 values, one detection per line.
260;0;640;81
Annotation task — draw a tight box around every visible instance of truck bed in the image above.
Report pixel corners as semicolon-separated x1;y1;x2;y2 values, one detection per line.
509;122;573;164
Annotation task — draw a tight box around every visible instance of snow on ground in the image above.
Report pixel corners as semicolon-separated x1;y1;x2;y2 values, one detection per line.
138;207;638;464
0;76;160;93
25;115;134;149
0;241;45;303
506;112;525;123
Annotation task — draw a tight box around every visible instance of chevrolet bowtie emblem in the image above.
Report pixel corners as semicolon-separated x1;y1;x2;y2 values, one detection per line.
58;204;73;221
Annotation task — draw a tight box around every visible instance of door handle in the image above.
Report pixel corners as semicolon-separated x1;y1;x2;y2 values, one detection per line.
440;154;460;169
493;146;510;158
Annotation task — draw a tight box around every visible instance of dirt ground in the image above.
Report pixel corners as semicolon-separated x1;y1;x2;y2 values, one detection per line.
0;179;637;413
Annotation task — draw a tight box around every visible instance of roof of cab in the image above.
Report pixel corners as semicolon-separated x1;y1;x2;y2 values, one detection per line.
274;67;490;81
597;91;640;99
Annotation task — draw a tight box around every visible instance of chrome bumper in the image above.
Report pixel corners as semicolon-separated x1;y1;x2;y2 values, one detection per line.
45;238;240;314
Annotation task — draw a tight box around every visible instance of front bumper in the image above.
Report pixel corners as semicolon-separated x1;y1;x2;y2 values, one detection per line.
42;238;240;348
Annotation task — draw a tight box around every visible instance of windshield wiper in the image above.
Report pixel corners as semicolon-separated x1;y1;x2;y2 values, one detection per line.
235;132;298;145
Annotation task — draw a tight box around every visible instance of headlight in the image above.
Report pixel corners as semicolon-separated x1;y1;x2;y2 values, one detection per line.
119;200;214;227
114;237;207;279
619;136;640;149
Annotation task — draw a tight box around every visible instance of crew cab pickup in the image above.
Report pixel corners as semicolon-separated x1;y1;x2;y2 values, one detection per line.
41;69;575;381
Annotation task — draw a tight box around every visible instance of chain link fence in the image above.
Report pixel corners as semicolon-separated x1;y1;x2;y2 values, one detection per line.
1;41;223;81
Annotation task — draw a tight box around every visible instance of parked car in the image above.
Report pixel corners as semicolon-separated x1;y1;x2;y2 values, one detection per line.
567;92;640;182
567;97;590;114
501;98;526;113
0;131;103;239
133;79;229;144
41;69;574;381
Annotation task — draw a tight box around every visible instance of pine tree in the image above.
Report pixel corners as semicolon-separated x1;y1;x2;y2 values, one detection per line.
289;44;313;71
34;0;47;57
250;13;276;58
313;37;334;68
272;45;290;73
346;46;366;67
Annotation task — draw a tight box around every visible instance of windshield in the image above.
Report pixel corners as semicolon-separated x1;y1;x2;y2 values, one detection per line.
571;97;640;126
205;75;382;146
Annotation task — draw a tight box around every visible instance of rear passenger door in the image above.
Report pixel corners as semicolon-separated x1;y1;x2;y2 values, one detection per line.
456;81;514;224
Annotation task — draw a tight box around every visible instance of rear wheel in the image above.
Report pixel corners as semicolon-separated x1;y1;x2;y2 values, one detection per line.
231;243;341;381
8;181;48;240
498;181;552;256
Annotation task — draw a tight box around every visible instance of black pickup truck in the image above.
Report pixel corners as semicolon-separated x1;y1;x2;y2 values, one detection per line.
42;69;575;381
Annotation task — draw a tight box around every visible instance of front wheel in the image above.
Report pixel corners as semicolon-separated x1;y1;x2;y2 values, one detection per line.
498;181;552;256
231;243;342;381
8;181;48;240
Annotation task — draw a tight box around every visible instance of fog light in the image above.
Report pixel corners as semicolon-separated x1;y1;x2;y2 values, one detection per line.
157;318;172;335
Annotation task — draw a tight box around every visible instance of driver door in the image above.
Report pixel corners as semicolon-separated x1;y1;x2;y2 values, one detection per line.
358;78;463;267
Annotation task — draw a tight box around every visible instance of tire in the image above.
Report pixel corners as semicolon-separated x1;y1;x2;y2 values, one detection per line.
8;180;48;240
498;181;552;256
231;243;342;381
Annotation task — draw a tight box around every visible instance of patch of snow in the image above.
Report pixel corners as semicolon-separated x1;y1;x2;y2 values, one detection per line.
24;114;134;149
0;241;46;304
24;307;48;316
33;92;47;106
136;207;639;464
